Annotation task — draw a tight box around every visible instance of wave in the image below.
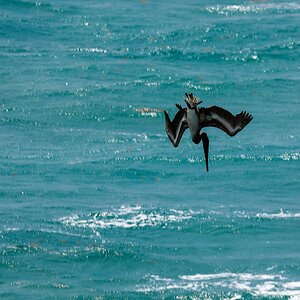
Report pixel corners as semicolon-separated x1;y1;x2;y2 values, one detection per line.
58;206;300;233
2;0;52;10
137;272;300;299
188;152;300;163
72;45;260;64
256;209;300;219
234;209;300;221
59;205;195;230
95;151;300;166
201;3;300;15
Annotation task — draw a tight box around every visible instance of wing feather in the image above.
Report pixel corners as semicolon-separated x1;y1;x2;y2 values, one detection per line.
201;106;253;136
164;109;188;147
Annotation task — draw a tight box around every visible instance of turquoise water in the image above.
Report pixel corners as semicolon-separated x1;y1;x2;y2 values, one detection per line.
1;0;300;298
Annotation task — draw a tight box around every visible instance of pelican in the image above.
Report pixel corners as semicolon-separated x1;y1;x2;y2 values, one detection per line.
164;93;253;171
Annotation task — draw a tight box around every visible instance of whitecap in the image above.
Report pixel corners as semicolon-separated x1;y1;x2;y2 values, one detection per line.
180;272;284;282
256;209;300;219
138;272;300;298
73;47;107;54
59;207;300;231
59;206;194;230
180;272;235;281
284;282;300;289
203;3;300;15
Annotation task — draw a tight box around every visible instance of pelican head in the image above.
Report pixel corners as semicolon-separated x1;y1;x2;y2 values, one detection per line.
184;93;202;109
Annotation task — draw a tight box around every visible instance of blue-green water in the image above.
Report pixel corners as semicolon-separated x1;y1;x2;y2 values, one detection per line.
1;0;300;298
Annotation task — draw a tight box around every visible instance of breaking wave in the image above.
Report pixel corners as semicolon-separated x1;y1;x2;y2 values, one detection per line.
137;272;300;299
59;205;195;229
59;206;300;232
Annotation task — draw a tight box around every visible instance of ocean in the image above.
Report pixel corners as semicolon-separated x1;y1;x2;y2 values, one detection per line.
1;0;300;299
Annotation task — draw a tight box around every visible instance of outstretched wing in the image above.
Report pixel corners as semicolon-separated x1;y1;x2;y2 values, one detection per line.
164;109;188;147
200;106;253;136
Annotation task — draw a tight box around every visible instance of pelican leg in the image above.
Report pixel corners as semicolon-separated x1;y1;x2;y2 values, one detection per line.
164;111;187;147
192;132;209;172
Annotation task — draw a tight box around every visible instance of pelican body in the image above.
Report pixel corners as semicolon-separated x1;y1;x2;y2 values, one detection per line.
164;93;253;171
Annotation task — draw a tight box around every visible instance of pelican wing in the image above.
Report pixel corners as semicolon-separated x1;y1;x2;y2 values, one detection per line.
164;109;188;147
201;106;253;136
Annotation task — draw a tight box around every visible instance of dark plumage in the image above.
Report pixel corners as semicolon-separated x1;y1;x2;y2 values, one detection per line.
164;93;253;171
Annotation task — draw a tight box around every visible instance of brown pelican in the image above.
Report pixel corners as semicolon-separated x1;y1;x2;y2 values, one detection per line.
164;93;253;171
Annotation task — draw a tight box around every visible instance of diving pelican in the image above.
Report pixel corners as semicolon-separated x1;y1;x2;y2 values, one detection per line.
164;93;253;171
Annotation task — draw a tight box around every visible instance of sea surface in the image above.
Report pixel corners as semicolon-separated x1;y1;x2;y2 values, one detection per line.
1;0;300;299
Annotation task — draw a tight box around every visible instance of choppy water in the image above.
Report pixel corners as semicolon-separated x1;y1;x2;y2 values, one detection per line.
1;0;300;299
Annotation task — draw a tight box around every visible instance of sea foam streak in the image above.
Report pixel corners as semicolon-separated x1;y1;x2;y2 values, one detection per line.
59;207;300;231
59;206;194;229
203;3;300;15
256;210;300;219
138;272;300;298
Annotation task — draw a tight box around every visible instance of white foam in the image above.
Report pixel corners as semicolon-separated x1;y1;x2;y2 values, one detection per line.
212;152;300;162
138;272;300;298
285;282;300;289
203;3;300;15
59;206;194;229
233;210;300;220
135;108;163;118
74;47;107;53
256;209;300;219
279;152;300;161
181;272;283;282
4;227;20;232
180;272;235;281
59;206;300;232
